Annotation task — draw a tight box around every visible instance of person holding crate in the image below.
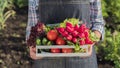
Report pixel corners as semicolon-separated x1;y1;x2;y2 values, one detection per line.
26;0;105;68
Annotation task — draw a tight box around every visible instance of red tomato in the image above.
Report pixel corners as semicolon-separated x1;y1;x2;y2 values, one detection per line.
51;48;60;53
62;48;73;53
47;30;58;41
56;37;66;45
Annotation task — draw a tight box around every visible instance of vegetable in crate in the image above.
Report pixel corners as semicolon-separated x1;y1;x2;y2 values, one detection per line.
27;18;99;53
51;48;60;53
56;36;66;45
57;19;95;45
56;18;99;53
42;38;48;45
62;48;73;53
27;22;46;46
36;38;41;45
35;22;46;37
47;30;58;41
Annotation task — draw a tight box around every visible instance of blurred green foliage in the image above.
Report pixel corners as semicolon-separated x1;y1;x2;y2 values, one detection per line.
102;0;120;30
0;0;15;30
98;1;120;67
97;28;120;68
13;0;28;8
102;0;120;22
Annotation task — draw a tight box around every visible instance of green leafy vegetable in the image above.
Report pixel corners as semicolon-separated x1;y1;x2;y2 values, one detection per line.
60;18;80;27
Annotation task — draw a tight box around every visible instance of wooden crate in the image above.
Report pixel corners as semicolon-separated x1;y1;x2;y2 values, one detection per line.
36;44;93;58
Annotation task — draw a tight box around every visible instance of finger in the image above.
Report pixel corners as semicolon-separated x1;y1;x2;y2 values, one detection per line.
30;46;36;53
30;50;37;60
29;46;37;59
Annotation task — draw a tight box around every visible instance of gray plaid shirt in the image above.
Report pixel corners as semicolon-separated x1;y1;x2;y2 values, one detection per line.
26;0;105;41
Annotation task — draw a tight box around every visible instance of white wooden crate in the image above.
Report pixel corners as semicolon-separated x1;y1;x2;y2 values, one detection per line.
36;44;93;58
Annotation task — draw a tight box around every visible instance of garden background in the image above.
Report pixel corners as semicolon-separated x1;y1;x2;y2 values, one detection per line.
0;0;120;68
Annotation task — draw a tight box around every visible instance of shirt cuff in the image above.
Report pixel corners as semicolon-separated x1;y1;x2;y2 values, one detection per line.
91;24;105;41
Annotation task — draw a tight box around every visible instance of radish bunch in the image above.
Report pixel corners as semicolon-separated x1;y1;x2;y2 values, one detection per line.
57;22;93;46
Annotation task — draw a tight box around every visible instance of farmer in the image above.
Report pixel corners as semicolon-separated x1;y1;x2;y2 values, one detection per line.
26;0;105;68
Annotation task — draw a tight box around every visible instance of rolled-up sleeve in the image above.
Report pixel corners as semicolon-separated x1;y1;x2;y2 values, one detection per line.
90;0;105;40
26;0;39;41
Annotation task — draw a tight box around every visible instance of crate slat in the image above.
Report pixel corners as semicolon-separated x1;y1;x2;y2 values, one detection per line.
36;53;89;57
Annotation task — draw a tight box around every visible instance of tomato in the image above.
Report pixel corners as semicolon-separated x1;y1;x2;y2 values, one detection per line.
56;37;66;45
51;48;60;53
47;30;58;41
62;48;73;53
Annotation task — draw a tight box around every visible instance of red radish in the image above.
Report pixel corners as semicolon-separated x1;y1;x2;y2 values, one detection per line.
66;26;74;33
60;31;68;37
78;33;85;38
66;34;73;41
78;27;84;33
72;38;77;43
80;24;86;29
74;24;79;31
59;31;63;35
57;27;65;32
61;33;66;37
85;37;93;44
66;22;73;27
79;40;85;45
84;31;89;38
78;24;86;33
51;48;60;53
72;30;79;37
85;28;89;32
63;31;69;37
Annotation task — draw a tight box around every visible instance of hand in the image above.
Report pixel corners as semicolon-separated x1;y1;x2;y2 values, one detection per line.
93;30;101;40
81;43;94;58
29;46;43;60
29;46;37;60
88;43;94;57
86;30;101;57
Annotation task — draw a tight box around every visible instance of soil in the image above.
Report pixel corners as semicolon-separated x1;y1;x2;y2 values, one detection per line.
0;7;114;68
